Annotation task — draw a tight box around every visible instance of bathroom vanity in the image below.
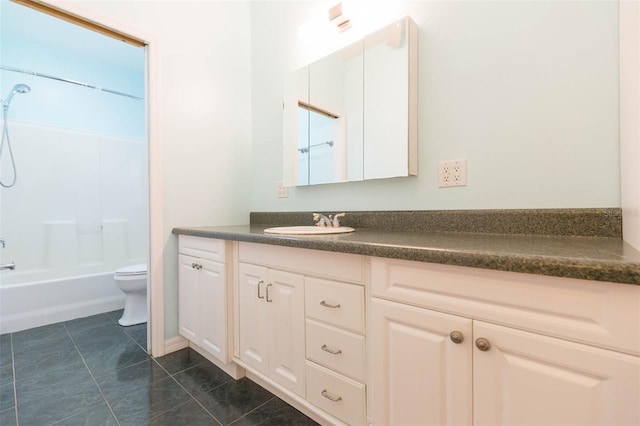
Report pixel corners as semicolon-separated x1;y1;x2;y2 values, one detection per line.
173;211;640;426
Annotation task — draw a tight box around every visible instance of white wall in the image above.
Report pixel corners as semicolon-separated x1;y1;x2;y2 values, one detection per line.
55;0;253;339
251;0;621;212
620;0;640;251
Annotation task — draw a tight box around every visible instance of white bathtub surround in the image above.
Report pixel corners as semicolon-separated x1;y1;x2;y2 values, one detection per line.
0;120;147;333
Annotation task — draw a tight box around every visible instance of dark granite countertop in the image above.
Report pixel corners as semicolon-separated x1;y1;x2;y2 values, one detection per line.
172;224;640;285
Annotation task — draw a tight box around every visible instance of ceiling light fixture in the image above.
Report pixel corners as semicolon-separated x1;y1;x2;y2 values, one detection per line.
328;2;351;32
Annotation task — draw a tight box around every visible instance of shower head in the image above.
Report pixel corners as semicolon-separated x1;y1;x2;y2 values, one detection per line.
2;84;31;109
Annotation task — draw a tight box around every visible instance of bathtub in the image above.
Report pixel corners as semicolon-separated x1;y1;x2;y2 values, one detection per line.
0;272;125;333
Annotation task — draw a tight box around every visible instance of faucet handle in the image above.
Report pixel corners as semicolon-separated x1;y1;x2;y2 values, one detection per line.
312;213;325;227
332;212;346;227
0;238;5;249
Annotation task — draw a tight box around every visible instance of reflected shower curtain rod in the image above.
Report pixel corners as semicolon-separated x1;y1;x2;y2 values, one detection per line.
0;65;144;101
298;140;334;154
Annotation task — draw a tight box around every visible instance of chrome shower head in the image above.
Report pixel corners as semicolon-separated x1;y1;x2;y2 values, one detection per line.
2;84;31;109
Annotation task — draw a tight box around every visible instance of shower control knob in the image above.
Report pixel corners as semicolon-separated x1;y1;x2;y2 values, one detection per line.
192;263;196;269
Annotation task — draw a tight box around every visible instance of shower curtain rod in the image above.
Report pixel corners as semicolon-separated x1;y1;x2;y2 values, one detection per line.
0;65;144;101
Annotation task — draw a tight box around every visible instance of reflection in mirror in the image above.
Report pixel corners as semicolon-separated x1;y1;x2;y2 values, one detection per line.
284;66;309;185
298;103;342;185
308;40;363;185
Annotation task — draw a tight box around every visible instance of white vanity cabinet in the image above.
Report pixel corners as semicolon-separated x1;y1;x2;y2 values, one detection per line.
178;236;230;363
238;262;306;396
370;257;640;426
236;242;365;424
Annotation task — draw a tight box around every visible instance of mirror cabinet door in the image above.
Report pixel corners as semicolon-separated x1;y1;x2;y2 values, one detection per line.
364;17;417;180
283;17;417;187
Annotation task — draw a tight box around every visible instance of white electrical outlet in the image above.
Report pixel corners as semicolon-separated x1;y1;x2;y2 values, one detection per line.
438;159;467;187
277;182;289;198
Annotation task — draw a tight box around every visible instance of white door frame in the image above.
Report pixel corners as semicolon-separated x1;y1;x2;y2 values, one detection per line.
43;0;165;356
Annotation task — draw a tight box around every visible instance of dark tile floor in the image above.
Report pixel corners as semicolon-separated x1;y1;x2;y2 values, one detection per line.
0;310;318;425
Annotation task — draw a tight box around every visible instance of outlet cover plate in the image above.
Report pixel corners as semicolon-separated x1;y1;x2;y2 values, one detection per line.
277;181;289;198
438;159;467;187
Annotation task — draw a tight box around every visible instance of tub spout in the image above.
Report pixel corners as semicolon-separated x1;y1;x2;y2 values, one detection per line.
0;261;15;270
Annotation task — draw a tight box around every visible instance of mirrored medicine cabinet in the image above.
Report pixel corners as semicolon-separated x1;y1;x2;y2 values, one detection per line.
283;17;418;187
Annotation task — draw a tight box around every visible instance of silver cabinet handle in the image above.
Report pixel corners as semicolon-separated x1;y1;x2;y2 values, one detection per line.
257;280;264;299
266;283;273;302
321;344;342;355
475;337;491;351
0;262;15;270
320;300;341;309
321;389;342;402
450;330;464;344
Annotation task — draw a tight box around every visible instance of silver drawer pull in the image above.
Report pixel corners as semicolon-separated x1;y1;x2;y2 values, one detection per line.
321;344;342;355
320;300;341;309
257;280;264;299
266;283;273;303
321;389;342;402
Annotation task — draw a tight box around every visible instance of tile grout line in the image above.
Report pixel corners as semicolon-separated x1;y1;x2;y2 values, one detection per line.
9;333;19;426
227;396;277;426
62;322;122;426
150;357;224;426
111;314;149;353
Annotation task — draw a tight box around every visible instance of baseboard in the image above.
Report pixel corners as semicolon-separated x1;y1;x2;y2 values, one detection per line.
163;335;189;354
189;343;245;380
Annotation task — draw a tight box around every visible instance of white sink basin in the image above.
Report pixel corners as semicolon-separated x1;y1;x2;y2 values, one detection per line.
264;226;355;235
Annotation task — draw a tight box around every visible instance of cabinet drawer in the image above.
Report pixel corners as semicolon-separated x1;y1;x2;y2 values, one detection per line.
305;278;365;334
306;361;366;426
179;235;225;262
371;257;640;355
239;242;363;283
306;319;365;382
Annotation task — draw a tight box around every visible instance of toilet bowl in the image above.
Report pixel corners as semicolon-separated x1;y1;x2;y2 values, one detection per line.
114;264;147;326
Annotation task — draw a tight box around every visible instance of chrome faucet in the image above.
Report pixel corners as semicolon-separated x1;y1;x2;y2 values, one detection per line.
313;213;332;227
332;212;346;227
0;238;15;270
0;261;15;270
313;212;346;228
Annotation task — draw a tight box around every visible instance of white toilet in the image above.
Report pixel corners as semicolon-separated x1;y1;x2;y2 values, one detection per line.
114;263;147;326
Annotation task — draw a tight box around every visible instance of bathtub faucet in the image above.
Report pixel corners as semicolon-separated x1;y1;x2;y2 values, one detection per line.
0;261;15;270
0;238;4;248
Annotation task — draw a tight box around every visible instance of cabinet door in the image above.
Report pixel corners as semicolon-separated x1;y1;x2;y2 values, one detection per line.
268;269;306;397
238;263;269;374
200;259;228;362
371;298;472;426
178;254;199;342
474;321;640;426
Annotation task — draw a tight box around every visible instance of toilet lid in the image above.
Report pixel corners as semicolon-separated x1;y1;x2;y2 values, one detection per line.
115;263;147;276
